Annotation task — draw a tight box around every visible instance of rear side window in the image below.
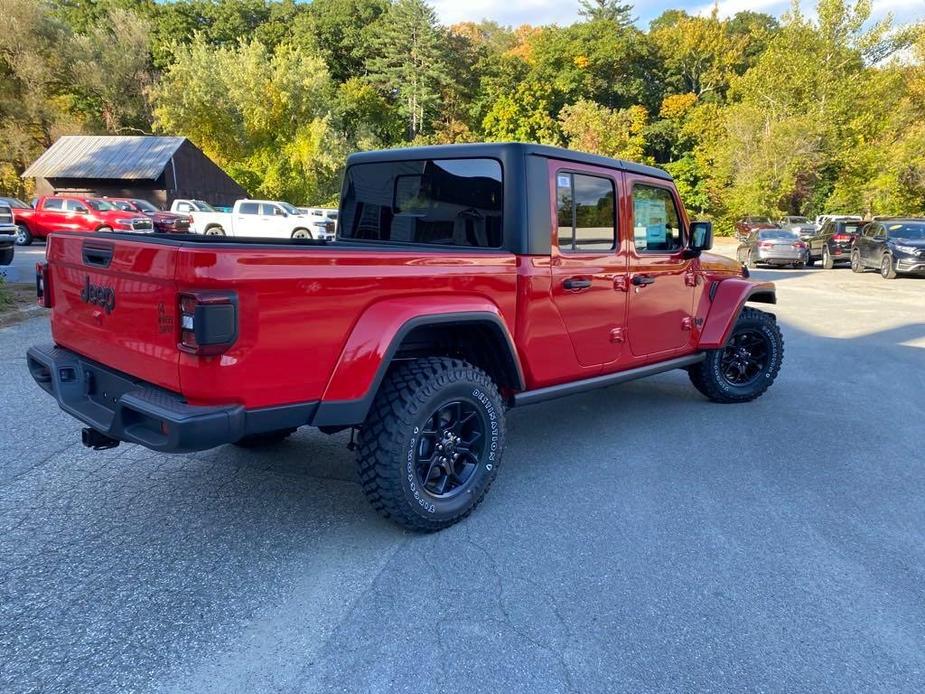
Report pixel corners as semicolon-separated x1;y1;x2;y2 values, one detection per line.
238;202;260;215
44;198;64;210
632;185;683;253
556;172;616;252
340;158;503;248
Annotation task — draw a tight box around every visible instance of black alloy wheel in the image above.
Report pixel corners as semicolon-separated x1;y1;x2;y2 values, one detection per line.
719;329;770;387
415;400;486;498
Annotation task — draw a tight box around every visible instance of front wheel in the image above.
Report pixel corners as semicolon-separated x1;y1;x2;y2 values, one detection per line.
291;228;313;240
880;254;897;280
15;225;32;246
357;357;505;532
688;307;784;403
851;250;863;273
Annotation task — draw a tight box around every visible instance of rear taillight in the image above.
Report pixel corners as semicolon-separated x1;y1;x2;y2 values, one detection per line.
36;262;51;308
792;241;806;249
177;291;238;356
832;234;852;242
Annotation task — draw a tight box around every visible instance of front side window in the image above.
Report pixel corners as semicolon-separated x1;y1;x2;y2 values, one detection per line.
556;172;616;252
340;158;503;248
632;185;683;252
238;202;260;215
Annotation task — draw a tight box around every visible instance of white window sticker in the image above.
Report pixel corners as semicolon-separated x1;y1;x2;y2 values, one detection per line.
558;175;571;188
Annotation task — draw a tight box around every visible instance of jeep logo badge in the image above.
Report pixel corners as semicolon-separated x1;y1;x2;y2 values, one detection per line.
80;275;116;314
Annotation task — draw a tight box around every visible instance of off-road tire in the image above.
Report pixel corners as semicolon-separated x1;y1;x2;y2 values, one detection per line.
233;428;297;448
688;307;783;404
822;246;834;269
880;254;897;280
357;357;505;532
15;225;32;246
851;249;863;273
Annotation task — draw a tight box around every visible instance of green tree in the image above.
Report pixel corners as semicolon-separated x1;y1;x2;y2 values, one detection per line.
152;38;345;203
366;0;452;138
304;0;388;83
559;99;648;161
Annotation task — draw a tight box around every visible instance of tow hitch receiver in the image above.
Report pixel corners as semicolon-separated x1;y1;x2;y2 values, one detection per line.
81;428;120;451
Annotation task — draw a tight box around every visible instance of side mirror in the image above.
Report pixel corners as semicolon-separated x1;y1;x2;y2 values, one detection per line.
687;221;713;255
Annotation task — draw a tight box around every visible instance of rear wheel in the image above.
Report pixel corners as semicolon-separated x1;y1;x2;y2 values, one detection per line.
851;249;863;273
689;307;783;404
204;226;225;236
15;225;32;246
357;357;505;532
822;246;834;269
291;228;312;239
880;254;897;280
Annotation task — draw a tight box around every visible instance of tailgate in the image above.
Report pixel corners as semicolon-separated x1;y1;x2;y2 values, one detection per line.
46;234;181;391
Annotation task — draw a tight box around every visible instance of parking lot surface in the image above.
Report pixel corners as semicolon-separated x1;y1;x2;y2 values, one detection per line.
1;262;924;693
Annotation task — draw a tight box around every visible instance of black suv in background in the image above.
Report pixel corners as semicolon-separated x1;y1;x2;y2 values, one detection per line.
806;218;867;268
852;219;925;279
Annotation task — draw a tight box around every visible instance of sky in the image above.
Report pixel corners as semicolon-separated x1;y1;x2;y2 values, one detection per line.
429;0;924;30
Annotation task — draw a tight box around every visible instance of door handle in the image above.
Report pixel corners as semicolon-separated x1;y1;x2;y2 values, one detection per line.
563;277;592;290
632;274;656;286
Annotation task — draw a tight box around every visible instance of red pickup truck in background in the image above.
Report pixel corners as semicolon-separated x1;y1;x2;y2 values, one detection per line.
11;195;153;245
28;143;783;531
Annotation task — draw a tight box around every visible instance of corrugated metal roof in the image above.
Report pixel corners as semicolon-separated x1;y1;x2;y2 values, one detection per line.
22;136;186;180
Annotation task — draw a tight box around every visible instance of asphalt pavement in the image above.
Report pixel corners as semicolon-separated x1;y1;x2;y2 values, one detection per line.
1;261;924;693
0;242;46;284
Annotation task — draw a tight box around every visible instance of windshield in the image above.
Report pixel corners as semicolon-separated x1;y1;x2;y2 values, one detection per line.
193;200;216;212
279;202;301;215
786;217;809;223
87;199;115;211
759;230;799;240
886;223;925;240
133;199;160;213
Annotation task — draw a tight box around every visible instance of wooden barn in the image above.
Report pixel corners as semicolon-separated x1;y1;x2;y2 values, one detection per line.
22;135;246;208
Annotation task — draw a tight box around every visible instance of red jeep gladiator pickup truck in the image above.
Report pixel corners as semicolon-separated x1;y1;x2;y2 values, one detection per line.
28;143;782;531
12;195;154;246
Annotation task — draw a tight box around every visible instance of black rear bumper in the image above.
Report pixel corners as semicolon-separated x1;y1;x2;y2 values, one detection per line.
27;344;317;453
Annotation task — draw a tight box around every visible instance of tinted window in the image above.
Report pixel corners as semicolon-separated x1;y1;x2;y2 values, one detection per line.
758;230;799;241
65;199;88;212
340;158;502;248
239;202;260;215
261;203;284;216
556;172;615;252
632;185;683;252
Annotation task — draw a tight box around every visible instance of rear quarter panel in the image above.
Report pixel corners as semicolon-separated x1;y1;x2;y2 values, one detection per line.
175;246;517;408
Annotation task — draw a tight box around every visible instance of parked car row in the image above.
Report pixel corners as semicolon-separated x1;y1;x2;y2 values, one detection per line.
736;216;925;279
0;202;16;265
0;195;339;245
170;199;337;240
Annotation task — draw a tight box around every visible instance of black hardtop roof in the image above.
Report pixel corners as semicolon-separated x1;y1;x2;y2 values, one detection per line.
346;142;672;181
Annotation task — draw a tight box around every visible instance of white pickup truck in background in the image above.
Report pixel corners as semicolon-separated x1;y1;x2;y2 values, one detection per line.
170;199;334;239
169;199;231;235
